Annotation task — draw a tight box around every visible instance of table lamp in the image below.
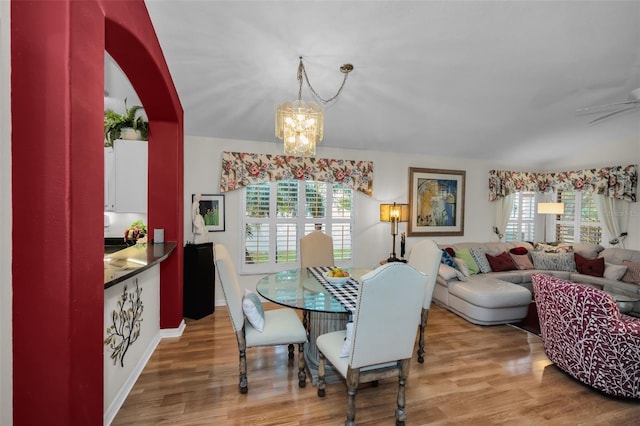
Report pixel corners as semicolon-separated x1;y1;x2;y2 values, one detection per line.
537;202;564;243
380;202;409;262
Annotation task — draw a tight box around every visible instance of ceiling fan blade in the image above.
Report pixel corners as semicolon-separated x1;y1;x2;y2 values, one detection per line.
576;99;639;112
588;105;638;124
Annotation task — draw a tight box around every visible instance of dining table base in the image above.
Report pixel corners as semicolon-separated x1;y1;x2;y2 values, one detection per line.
304;310;351;385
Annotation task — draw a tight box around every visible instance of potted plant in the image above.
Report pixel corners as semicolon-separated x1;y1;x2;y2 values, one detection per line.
104;98;149;147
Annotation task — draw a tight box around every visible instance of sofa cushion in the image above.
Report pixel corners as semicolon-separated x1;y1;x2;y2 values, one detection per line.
530;251;576;272
455;248;480;274
448;277;531;308
509;253;534;270
486;252;516;272
574;253;604;277
621;260;640;284
470;248;492;273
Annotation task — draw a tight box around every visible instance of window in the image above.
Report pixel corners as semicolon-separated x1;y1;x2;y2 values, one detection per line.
556;190;602;245
505;192;536;242
242;180;354;273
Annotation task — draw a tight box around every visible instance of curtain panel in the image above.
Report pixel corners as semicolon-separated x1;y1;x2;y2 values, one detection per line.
488;164;637;202
220;151;374;196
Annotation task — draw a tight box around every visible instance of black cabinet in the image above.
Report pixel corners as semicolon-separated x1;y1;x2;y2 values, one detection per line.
183;242;215;319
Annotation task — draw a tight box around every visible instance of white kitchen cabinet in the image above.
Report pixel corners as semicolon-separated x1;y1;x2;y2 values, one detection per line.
104;147;116;211
104;140;147;213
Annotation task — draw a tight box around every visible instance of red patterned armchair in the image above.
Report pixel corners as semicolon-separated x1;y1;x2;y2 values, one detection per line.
532;273;640;399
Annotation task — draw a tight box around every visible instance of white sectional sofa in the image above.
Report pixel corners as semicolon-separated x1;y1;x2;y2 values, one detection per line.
431;241;640;325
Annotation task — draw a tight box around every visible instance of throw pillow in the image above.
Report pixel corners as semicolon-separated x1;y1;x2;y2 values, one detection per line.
242;289;265;332
485;251;517;272
621;260;640;284
470;247;492;273
574;253;604;277
509;253;534;270
454;248;480;275
340;322;354;358
509;246;529;256
604;263;628;281
453;258;471;277
530;251;577;272
444;247;455;257
440;249;458;270
438;264;467;282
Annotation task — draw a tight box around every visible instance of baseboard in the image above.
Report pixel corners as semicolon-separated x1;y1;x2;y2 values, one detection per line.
104;333;162;426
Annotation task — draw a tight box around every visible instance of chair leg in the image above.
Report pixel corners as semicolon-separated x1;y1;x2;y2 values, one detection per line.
303;310;309;334
345;367;360;426
395;359;410;425
288;343;295;361
298;342;307;387
236;331;248;394
317;351;326;397
417;308;429;363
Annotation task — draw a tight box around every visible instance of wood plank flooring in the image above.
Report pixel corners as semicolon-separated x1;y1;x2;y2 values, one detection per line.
112;304;640;425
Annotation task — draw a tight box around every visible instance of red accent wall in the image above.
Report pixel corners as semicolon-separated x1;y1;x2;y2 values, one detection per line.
11;1;183;424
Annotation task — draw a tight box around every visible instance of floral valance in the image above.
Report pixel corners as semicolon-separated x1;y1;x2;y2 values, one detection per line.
220;151;374;196
489;164;637;202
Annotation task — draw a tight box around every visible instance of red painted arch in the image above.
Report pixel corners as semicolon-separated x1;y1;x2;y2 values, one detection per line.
11;1;183;424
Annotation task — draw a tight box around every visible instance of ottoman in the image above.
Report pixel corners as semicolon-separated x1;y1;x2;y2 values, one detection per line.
447;277;532;325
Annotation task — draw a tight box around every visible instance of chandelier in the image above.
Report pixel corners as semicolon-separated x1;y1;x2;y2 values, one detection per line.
275;57;353;156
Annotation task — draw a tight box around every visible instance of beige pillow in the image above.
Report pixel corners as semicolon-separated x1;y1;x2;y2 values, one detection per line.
604;263;627;281
621;260;640;284
509;253;534;270
454;257;471;277
439;264;467;282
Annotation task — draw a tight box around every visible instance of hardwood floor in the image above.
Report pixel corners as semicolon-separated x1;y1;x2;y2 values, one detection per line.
112;304;640;425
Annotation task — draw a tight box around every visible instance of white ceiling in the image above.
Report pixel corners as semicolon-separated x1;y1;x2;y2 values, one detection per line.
143;0;640;166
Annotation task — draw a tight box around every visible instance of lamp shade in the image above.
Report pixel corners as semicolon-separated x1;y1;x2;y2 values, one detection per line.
537;202;565;215
380;203;409;222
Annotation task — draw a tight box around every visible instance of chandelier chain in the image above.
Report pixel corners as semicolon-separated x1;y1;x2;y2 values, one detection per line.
297;57;351;105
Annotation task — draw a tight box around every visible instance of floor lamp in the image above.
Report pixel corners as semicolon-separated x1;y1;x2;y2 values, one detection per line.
537;202;564;243
380;202;409;262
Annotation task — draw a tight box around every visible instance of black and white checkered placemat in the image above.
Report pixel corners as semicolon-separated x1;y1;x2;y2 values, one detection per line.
307;266;359;313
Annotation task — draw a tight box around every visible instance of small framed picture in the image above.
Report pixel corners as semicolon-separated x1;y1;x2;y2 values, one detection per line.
193;194;225;232
408;167;465;236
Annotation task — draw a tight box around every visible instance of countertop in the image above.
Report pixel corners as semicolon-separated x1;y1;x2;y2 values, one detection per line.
104;241;177;289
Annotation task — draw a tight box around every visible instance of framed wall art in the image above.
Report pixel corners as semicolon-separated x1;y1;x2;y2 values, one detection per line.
193;193;225;232
407;167;465;236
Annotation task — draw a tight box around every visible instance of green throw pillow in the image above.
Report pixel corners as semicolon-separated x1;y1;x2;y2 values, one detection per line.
455;248;480;275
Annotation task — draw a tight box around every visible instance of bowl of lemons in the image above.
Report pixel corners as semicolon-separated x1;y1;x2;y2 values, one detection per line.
324;267;350;285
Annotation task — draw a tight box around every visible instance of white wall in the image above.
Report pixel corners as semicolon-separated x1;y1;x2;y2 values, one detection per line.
184;135;640;305
185;136;509;305
0;2;12;424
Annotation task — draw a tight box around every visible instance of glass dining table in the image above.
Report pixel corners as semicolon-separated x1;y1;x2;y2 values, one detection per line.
256;267;370;384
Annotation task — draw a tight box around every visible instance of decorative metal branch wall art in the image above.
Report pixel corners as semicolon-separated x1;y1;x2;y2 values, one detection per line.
105;278;144;367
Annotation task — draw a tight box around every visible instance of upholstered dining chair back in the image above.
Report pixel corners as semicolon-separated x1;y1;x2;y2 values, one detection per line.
300;230;335;268
315;262;427;425
407;239;442;362
213;244;245;332
349;262;427;368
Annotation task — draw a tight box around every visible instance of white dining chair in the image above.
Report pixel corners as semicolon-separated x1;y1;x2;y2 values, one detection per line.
407;239;442;363
300;230;335;330
316;262;427;426
213;244;308;393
